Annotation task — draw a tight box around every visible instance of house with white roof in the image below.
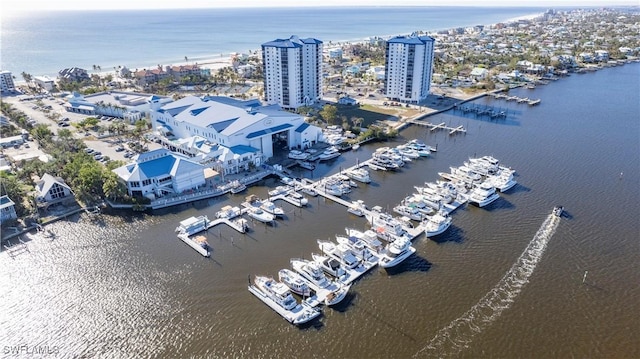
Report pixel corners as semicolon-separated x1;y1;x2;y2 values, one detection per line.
112;148;207;198
150;95;322;166
35;173;75;208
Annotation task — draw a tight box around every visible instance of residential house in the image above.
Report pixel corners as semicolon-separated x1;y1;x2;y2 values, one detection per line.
35;173;75;208
0;195;18;224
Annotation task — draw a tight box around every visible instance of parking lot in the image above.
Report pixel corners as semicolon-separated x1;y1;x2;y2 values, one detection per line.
3;93;162;166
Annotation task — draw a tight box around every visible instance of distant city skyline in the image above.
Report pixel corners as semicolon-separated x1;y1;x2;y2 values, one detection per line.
4;0;638;15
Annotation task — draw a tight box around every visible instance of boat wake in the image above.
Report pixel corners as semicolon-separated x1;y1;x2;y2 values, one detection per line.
414;213;560;358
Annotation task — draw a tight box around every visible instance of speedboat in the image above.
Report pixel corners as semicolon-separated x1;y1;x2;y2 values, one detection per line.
311;253;347;280
344;167;371;183
260;200;285;217
553;205;564;217
378;237;416;268
288;149;310;160
318;146;341;161
229;180;247;194
468;182;500;207
278;268;312;297
422;211;452;237
317;240;361;269
248;275;321;325
246;207;275;223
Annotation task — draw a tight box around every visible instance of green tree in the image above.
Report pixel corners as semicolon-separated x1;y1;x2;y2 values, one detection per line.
319;104;338;125
102;171;126;201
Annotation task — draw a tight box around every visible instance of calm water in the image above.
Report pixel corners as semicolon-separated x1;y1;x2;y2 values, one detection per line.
1;64;638;358
0;7;546;78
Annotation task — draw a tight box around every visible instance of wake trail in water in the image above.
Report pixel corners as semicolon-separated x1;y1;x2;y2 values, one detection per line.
414;213;560;358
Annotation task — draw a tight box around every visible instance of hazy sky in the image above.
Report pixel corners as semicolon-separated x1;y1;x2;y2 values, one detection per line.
3;0;637;14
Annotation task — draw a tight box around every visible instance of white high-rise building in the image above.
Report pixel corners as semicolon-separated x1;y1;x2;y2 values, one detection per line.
0;71;16;93
261;35;323;110
384;35;435;103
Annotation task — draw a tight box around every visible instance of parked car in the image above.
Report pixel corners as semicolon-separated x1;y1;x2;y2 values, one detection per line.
115;146;125;152
85;148;94;154
94;154;103;161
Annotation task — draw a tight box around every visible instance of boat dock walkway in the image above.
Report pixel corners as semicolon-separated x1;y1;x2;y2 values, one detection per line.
489;92;541;105
406;120;467;135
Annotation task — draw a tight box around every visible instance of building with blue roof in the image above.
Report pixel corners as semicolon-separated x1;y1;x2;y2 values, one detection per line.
384;35;435;103
149;95;322;174
261;35;323;109
112;148;207;198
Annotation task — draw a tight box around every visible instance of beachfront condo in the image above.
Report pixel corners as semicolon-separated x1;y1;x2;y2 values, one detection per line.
384;35;435;103
261;35;323;110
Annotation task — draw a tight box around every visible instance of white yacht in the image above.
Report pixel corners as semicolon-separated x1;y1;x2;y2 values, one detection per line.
285;191;308;206
347;200;367;217
393;204;424;221
297;160;316;171
468;182;500;207
260;200;285;217
215;205;242;219
311;253;347;280
288;149;310;160
268;185;290;197
344;228;384;254
486;172;517;192
248;275;321;325
318;146;341;161
422;211;452;237
395;145;421;159
317;240;361;270
175;215;209;236
336;235;378;264
344;167;371;183
290;258;350;306
246;207;275;223
278;268;312;297
366;206;407;240
378;238;416;269
291;258;331;289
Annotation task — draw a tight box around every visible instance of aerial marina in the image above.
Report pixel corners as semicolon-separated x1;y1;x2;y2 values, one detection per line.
173;139;518;324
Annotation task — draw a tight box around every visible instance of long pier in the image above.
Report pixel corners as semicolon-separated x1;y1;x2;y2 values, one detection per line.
406;120;467;135
489;92;541;105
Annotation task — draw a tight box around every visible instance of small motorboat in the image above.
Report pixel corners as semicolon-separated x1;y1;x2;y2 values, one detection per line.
553;205;564;217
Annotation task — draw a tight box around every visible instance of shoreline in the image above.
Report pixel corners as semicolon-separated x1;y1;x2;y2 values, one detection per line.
9;10;547;81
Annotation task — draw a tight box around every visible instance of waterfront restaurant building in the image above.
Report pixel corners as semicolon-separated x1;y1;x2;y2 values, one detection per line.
384;35;435;103
149;95;322;164
261;35;323;110
112;149;206;198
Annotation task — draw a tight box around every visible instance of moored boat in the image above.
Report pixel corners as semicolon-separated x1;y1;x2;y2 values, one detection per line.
288;149;310;160
344;167;371;183
468;182;500;207
422;211;452;237
248;275;321;325
175;215;209;236
278;268;312;297
378;237;416;268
